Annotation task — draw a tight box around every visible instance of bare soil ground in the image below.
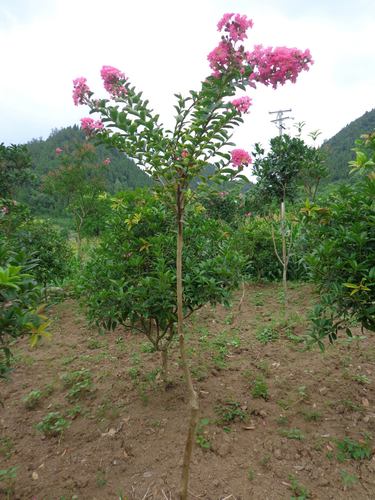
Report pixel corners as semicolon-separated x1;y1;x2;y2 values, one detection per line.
1;283;375;499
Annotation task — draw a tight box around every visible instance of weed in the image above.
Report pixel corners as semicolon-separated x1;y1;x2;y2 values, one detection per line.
62;369;94;401
277;398;292;411
279;428;304;440
23;390;43;409
87;337;107;350
191;365;208;381
144;368;160;383
289;474;310;499
61;355;77;366
0;437;13;459
67;404;83;419
340;469;358;489
297;385;308;401
224;312;235;324
301;409;322;422
215;401;247;425
247;467;255;481
255;326;279;344
257;359;271;377
96;470;107;487
36;412;70;437
259;454;271;468
285;328;304;344
352;374;370;385
251;376;269;400
141;342;156;353
196;418;211;450
96;399;121;422
128;367;140;380
336;437;372;461
340;399;363;413
276;415;289;426
0;466;17;496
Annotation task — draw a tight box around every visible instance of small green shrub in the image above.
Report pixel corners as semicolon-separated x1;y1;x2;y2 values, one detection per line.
256;326;279;344
215;401;246;425
279;428;304;440
61;369;94;401
251;376;269;400
196;418;211;450
336;437;372;461
289;474;310;499
23;390;43;409
36;412;70;437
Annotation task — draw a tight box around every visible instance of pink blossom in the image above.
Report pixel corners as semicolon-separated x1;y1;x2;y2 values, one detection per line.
72;77;90;106
245;212;252;217
1;206;9;215
101;65;127;97
80;117;104;135
103;158;111;165
55;147;63;155
217;13;254;42
181;150;189;158
231;148;252;167
231;96;252;113
246;45;313;89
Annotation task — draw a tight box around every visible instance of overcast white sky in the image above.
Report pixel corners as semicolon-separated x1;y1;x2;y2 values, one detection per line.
1;0;374;152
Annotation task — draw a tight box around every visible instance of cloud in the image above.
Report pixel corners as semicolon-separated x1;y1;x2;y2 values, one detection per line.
0;0;374;149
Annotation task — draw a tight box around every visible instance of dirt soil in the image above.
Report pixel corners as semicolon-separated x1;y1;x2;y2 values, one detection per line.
1;283;375;500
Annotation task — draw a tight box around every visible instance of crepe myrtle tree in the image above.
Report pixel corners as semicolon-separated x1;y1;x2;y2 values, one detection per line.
73;12;312;499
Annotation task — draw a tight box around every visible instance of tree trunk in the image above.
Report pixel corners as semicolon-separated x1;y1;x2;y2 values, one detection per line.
161;348;169;389
281;199;288;308
176;184;199;500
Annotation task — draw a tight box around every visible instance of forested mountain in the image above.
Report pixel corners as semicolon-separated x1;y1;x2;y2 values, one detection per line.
16;125;153;213
322;108;375;182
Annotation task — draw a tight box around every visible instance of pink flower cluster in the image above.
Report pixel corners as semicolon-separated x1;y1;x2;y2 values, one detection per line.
101;65;127;97
103;158;111;165
231;96;252;113
208;13;313;85
231;149;252;167
73;77;90;106
80;117;104;134
55;147;63;155
217;13;254;42
247;45;313;89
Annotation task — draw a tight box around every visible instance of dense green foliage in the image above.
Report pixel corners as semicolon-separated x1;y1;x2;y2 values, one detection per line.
0;242;49;376
305;131;375;345
234;215;306;282
322;108;375;183
10;219;72;288
78;190;244;352
0;143;33;198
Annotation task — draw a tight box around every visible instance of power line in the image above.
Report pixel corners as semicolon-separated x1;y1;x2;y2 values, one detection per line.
269;109;293;136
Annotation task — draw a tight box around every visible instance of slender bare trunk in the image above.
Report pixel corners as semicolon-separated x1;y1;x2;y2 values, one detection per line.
176;184;199;500
161;349;169;388
281;200;288;308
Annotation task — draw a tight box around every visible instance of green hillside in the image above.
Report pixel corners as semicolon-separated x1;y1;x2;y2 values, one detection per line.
322;108;375;182
16;125;153;214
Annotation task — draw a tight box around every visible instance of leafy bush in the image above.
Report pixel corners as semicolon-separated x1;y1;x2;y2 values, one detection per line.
0;242;49;377
304;131;375;344
11;219;72;288
78;190;244;375
234;216;306;281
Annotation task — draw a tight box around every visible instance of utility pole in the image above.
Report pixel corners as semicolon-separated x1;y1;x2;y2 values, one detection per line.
269;109;293;136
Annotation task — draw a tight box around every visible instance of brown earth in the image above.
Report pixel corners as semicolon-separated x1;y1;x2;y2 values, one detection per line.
1;283;375;500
